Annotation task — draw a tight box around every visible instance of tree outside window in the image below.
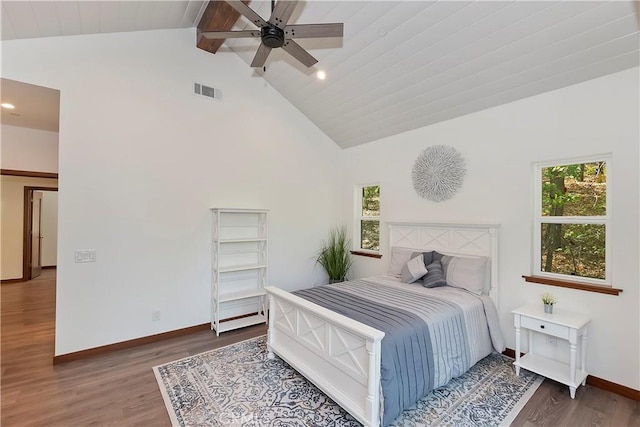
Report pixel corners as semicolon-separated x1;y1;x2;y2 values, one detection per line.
536;159;609;283
358;185;380;251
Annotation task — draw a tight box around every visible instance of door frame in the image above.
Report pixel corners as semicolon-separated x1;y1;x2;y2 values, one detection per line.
22;186;58;281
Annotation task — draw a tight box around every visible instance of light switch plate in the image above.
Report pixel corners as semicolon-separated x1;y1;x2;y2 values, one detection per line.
74;249;96;263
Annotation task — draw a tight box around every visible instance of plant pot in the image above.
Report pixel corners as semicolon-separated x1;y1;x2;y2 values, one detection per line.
329;278;345;284
544;303;553;314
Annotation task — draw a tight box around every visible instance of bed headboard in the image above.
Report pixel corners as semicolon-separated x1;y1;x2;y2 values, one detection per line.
388;222;500;307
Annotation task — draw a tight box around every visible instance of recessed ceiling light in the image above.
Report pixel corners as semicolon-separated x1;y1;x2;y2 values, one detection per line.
1;103;15;109
316;71;326;80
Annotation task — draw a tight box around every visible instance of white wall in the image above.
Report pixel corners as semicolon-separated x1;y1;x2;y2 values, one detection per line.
2;25;637;392
342;68;639;390
1;125;59;173
1;28;343;355
41;191;58;267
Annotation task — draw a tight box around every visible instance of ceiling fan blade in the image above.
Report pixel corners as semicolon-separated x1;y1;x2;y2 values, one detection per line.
251;43;273;67
225;1;267;27
200;30;260;39
284;23;344;39
268;1;299;28
281;39;317;67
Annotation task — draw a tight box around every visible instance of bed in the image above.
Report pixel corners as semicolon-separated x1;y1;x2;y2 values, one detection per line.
264;222;503;427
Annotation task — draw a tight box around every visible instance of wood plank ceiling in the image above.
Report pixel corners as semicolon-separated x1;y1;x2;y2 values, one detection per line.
222;1;640;148
0;1;208;39
1;1;639;148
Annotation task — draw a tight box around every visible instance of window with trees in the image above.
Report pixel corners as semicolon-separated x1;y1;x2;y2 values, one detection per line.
533;156;610;285
356;185;380;252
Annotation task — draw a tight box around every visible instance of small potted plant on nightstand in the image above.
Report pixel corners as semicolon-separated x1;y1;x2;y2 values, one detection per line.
542;293;557;314
316;226;353;284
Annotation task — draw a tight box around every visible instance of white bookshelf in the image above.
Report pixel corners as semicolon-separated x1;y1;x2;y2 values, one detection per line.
211;208;268;335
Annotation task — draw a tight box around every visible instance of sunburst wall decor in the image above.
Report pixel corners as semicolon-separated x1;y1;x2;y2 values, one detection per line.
411;145;466;202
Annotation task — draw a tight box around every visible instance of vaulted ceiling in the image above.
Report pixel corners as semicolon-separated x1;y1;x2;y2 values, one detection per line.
2;1;639;148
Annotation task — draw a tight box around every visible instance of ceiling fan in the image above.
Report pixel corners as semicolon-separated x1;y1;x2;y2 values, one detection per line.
200;1;344;68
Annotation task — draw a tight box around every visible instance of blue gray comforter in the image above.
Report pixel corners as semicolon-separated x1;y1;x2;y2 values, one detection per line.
293;276;501;426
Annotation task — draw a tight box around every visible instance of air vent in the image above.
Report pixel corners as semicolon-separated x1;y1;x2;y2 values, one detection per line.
194;83;222;100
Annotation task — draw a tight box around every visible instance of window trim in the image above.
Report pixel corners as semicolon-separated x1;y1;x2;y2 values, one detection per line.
354;183;380;254
350;250;383;259
522;275;622;296
532;154;612;287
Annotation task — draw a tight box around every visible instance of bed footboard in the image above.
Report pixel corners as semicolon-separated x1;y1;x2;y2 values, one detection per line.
265;286;385;427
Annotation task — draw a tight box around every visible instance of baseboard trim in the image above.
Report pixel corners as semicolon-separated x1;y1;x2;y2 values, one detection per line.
1;278;24;284
53;323;210;365
2;268;55;283
586;375;640;401
503;347;639;401
502;348;524;358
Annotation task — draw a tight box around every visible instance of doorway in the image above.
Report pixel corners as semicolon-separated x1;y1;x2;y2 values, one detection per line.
1;78;60;283
23;186;58;281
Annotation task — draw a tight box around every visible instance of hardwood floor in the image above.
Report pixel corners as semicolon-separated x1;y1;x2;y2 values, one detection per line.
1;269;266;426
1;270;637;426
512;377;639;427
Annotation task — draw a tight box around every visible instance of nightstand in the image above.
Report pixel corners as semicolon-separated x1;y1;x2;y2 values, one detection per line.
512;304;590;398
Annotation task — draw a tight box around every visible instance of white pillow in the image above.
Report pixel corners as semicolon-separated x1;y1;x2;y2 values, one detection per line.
388;247;419;276
445;256;489;295
401;255;428;284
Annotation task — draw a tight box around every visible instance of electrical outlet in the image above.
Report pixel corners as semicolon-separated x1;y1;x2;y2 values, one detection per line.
74;249;96;263
152;310;161;321
547;336;557;346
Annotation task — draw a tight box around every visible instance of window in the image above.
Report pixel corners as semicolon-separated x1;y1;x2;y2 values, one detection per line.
355;185;380;252
533;156;610;285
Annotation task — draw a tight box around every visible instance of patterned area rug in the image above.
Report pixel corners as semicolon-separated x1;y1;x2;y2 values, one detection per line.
153;336;542;427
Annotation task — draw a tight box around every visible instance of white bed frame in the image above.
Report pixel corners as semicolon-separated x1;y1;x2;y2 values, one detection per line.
265;222;499;427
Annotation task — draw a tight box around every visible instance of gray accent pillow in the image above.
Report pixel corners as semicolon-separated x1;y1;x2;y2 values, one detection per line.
422;260;447;288
411;251;434;267
401;255;428;284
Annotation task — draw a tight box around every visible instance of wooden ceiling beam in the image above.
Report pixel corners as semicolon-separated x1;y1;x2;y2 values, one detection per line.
196;0;251;54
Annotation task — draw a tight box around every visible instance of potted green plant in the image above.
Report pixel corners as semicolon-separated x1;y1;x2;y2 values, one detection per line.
316;226;353;284
542;293;557;314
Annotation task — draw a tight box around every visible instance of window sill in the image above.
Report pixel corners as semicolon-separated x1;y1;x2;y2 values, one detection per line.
350;251;382;259
522;275;622;296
